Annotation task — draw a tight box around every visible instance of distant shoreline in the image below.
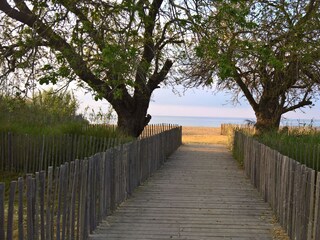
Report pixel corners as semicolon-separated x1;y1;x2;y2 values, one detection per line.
150;115;319;127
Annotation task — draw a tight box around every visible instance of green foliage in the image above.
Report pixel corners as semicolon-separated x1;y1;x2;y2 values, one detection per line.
0;171;21;193
255;128;320;171
189;0;320;133
232;146;244;168
0;89;78;134
0;89;131;140
0;0;189;137
232;127;320;171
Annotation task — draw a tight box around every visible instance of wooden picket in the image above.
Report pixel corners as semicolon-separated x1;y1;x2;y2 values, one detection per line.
233;131;320;240
0;125;182;240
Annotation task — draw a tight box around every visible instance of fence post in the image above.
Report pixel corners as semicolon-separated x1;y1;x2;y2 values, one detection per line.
6;181;16;240
79;159;88;240
314;173;320;239
0;183;5;240
17;177;24;240
26;175;34;240
0;125;183;240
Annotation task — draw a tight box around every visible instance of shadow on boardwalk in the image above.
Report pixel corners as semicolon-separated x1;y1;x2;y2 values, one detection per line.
89;144;283;240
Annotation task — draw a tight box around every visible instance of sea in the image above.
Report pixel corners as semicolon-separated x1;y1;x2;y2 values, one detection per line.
149;115;320;127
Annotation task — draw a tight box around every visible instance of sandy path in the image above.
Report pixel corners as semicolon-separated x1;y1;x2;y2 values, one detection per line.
182;126;228;145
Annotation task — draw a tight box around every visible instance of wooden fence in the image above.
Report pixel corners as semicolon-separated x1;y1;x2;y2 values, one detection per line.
233;131;320;240
0;124;176;174
0;132;123;174
0;126;182;240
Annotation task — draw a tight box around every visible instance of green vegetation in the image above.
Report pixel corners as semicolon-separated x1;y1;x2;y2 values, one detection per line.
0;89;81;133
0;89;127;139
255;128;320;171
236;127;320;171
185;0;320;133
0;90;131;185
0;0;191;137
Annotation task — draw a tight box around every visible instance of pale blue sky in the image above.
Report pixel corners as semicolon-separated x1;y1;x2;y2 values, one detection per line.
75;85;320;121
149;87;320;120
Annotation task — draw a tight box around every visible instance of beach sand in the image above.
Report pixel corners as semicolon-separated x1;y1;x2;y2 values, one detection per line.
182;126;228;145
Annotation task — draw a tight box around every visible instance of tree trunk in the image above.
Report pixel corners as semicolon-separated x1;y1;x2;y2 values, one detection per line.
115;104;151;138
255;110;281;134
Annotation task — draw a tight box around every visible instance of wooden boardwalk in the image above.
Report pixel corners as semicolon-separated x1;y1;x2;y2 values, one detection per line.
89;144;282;240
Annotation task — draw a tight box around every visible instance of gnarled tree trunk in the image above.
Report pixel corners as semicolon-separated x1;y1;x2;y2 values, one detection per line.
254;97;283;134
112;93;152;137
116;109;151;138
255;110;281;134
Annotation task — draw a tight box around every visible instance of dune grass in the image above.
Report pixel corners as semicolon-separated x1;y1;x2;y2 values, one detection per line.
238;127;320;171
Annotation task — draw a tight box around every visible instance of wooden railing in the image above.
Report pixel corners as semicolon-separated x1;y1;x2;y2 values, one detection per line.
233;131;320;240
0;132;123;174
0;124;179;174
0;125;182;240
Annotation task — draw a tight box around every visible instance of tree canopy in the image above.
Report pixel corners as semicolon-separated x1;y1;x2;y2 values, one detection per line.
0;0;191;136
1;0;320;135
184;0;320;132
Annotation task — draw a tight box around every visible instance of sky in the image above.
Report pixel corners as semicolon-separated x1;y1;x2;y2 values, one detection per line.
75;85;320;121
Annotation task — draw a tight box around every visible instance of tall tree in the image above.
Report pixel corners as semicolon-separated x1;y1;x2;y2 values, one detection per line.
0;0;186;137
184;0;320;132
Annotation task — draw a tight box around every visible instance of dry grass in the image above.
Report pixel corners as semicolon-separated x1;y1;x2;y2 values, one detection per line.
271;216;290;240
182;126;228;145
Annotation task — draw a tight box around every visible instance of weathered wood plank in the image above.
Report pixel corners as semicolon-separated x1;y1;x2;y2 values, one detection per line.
18;177;24;240
314;172;320;240
0;183;5;240
89;144;282;240
26;175;34;240
7;181;16;240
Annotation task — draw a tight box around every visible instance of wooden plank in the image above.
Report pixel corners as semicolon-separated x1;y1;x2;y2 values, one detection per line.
87;157;93;234
279;156;288;228
70;160;79;240
307;169;315;240
34;172;39;240
79;160;88;240
26;175;34;240
61;163;69;240
300;166;307;240
65;161;73;239
287;158;295;238
56;165;65;240
105;151;112;215
6;181;16;240
46;167;53;240
52;167;60;239
39;171;45;240
99;153;105;221
314;172;320;240
18;177;24;240
0;183;5;240
89;144;283;240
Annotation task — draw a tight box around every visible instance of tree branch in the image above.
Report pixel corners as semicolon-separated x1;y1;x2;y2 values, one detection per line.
134;0;164;95
0;0;108;94
55;0;106;51
234;69;259;111
282;99;312;113
148;59;173;91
